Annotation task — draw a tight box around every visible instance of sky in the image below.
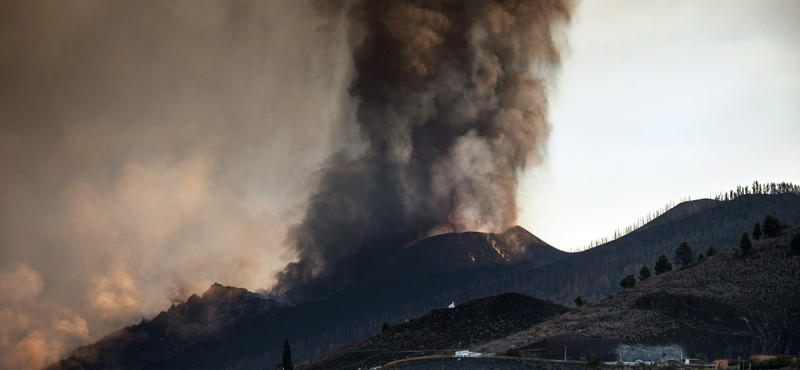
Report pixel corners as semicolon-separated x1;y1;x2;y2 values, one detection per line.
517;0;800;251
0;1;799;369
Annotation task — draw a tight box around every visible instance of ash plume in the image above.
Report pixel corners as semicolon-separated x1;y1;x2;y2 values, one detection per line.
273;0;574;302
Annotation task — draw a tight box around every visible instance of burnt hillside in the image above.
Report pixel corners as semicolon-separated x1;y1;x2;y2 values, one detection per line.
301;293;570;370
483;226;800;359
480;194;800;304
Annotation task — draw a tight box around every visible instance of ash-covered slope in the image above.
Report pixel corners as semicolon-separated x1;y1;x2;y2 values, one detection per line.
320;226;566;321
483;227;800;359
483;194;800;304
301;293;569;370
45;283;286;370
44;227;564;370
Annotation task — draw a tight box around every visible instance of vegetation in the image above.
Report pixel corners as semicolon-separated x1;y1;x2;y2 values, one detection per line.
619;274;636;289
747;355;793;369
638;265;650;281
674;242;693;269
696;253;705;263
791;234;800;256
752;223;762;240
654;255;672;275
282;338;294;370
705;246;717;257
586;354;603;369
575;295;585;307
740;233;752;257
577;181;800;252
381;321;391;332
763;215;783;238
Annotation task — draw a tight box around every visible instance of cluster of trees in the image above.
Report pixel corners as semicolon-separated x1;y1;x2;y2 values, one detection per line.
618;243;718;289
616;214;796;290
737;215;789;258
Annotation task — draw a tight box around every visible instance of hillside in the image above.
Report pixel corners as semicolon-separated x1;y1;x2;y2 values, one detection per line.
44;227;565;370
300;293;570;370
482;227;800;360
43;194;800;370
45;283;286;370
474;194;800;304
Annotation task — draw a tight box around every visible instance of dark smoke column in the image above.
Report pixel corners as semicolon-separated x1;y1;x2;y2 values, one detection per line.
272;0;574;302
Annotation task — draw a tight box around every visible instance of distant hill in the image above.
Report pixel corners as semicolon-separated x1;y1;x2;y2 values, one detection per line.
45;283;285;370
301;293;570;370
478;194;800;304
482;226;800;360
44;194;800;370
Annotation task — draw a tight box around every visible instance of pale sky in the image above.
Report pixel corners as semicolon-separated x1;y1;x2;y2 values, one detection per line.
517;0;800;251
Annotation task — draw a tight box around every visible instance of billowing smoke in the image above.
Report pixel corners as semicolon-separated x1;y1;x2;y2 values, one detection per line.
273;0;574;302
0;1;352;369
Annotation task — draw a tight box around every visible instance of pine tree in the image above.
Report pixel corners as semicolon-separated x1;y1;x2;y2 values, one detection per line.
740;233;752;257
655;254;672;275
675;241;693;269
282;339;294;370
763;215;782;238
574;295;585;307
638;265;650;281
706;246;717;257
620;274;636;289
381;321;391;332
753;223;762;240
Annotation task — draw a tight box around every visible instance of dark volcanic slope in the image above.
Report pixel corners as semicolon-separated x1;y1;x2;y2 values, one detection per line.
483;227;800;359
46;284;285;370
349;293;567;351
482;194;800;304
303;293;569;369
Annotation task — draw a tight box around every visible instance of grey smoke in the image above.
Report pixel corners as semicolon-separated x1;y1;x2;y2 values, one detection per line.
272;0;574;302
0;1;351;369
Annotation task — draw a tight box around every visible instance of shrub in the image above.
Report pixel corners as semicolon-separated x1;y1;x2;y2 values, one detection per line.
586;354;603;369
753;223;762;240
654;255;672;275
763;215;782;238
675;242;693;268
381;321;391;332
639;265;650;281
740;233;752;257
620;274;636;289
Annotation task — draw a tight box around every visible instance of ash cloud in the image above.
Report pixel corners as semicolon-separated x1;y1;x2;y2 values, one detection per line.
0;1;352;369
273;0;574;302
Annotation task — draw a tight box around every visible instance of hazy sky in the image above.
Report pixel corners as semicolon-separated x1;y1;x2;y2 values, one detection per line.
1;1;799;369
518;0;800;251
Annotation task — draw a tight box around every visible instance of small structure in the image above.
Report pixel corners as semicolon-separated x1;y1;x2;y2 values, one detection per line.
454;350;482;358
448;301;455;308
750;354;778;361
684;358;710;367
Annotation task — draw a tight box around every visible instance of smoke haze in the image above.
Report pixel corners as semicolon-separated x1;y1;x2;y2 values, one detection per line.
0;0;572;368
0;1;353;369
272;0;574;302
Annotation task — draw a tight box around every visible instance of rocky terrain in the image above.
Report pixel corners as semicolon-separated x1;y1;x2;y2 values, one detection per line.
481;226;800;360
